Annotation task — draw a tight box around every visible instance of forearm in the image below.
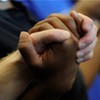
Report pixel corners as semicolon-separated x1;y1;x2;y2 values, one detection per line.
0;50;33;100
61;70;88;100
19;70;77;100
18;29;79;99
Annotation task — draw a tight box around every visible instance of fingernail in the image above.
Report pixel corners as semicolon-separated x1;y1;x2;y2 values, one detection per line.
79;43;86;49
73;11;78;17
77;58;84;63
20;31;28;39
77;51;84;57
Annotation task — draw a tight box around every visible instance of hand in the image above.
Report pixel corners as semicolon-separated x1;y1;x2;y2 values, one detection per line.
29;12;98;63
28;13;82;64
70;11;98;63
28;13;80;38
18;29;79;99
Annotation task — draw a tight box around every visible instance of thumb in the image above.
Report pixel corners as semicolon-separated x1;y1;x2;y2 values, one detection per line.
18;32;40;66
30;29;71;45
70;10;83;38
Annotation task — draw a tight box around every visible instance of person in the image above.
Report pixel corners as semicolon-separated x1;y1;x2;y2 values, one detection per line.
0;0;97;63
18;29;79;100
0;10;98;100
73;0;100;99
11;2;100;99
0;29;85;100
14;0;98;63
0;0;98;100
10;11;97;100
79;33;100;100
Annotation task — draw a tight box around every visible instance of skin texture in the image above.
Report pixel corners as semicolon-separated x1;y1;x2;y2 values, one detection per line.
29;11;98;63
73;0;100;88
0;10;98;99
18;28;79;100
17;11;84;100
0;11;80;100
18;11;90;99
0;0;98;99
0;51;33;100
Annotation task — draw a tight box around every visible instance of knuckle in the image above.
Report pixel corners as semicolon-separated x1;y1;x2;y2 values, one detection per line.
82;42;95;56
47;17;59;22
39;23;50;30
34;20;46;26
65;16;74;23
47;13;57;18
29;26;40;33
85;36;94;45
85;51;93;60
47;30;54;38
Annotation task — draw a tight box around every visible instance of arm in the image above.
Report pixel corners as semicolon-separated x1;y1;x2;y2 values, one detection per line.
0;28;78;100
0;51;33;100
28;12;98;89
18;29;79;100
29;11;98;63
72;1;100;87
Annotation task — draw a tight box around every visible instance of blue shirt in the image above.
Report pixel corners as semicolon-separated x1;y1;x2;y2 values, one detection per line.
15;0;75;21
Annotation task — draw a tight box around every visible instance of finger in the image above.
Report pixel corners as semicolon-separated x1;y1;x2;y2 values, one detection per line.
79;25;98;49
78;13;94;33
28;22;54;34
30;29;71;45
46;17;69;30
34;16;68;29
77;37;97;58
47;13;79;38
34;19;47;26
70;10;83;38
34;17;67;30
18;32;42;66
77;51;93;63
